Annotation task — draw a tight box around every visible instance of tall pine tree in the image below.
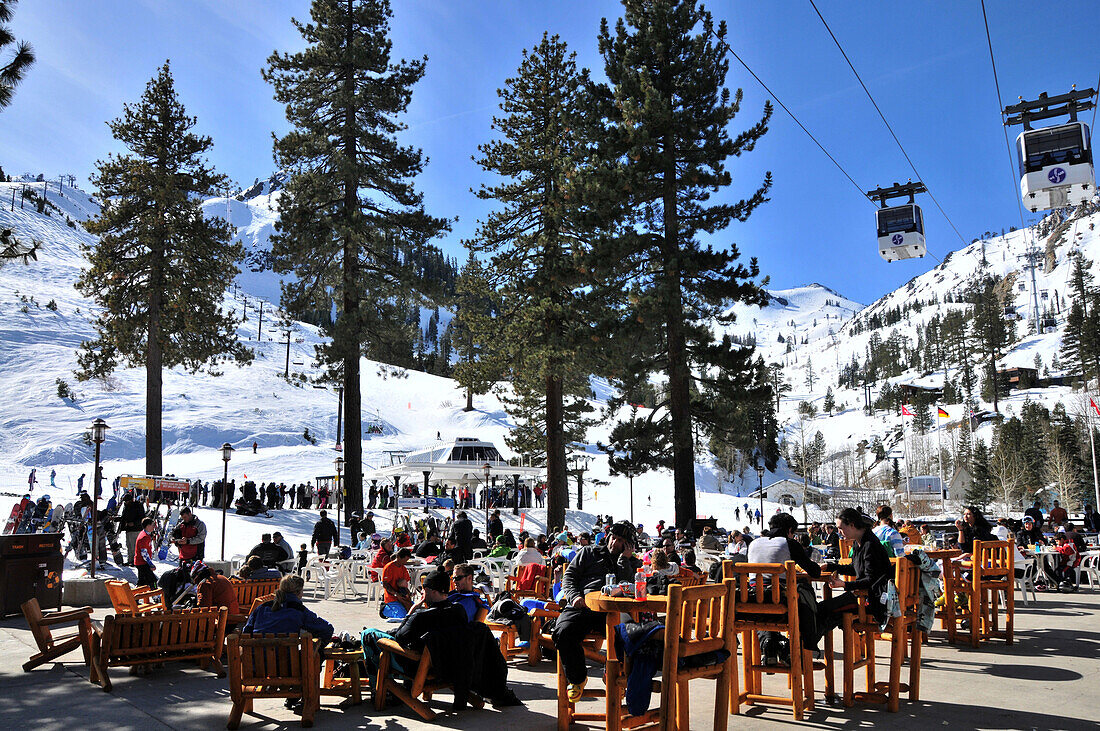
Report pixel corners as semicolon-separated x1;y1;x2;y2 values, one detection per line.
1061;252;1100;384
593;0;772;528
77;62;250;475
970;275;1011;413
0;0;34;112
264;0;449;521
449;253;501;411
469;34;602;530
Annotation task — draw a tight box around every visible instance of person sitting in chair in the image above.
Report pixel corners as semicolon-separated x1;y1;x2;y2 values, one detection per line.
817;508;893;637
382;548;415;612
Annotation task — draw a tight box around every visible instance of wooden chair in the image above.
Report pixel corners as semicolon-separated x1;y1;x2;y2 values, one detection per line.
958;540;1014;647
725;561;815;721
104;579;166;615
90;607;228;691
659;579;737;731
838;538;854;563
247;593;277;617
226;632;320;729
20;598;96;672
373;636;485;721
228;578;281;625
504;564;552;601
836;556;922;712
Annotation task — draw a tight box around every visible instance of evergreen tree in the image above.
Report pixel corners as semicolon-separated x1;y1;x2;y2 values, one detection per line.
967;438;992;509
0;0;34;112
592;0;772;529
470;34;602;529
264;0;449;520
823;386;835;416
805;356;816;391
449;254;501;411
970;275;1010;412
1061;252;1100;383
76;63;250;475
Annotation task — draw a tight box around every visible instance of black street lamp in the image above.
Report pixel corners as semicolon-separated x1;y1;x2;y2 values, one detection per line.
482;462;491;528
512;474;520;516
422;470;431;514
392;475;401;536
756;461;766;529
90;418;109;578
334;455;344;528
219;442;234;560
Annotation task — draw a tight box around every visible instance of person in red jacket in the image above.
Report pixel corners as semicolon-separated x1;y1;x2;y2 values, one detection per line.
192;561;241;625
173;507;207;561
134;517;158;589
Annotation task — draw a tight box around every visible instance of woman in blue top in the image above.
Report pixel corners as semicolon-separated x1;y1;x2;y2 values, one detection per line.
242;575;334;642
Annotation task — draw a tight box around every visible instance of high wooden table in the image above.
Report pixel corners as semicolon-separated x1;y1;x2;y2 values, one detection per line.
320;646;363;706
581;591;669;731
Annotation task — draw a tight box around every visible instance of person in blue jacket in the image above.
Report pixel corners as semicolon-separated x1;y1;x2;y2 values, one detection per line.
243;574;334;642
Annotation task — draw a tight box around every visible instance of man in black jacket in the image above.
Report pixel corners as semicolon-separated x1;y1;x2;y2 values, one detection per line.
488;510;504;541
553;521;641;702
449;510;474;562
118;492;146;566
247;533;290;568
311;510;340;557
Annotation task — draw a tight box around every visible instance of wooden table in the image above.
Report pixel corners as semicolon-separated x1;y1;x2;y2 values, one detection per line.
583;591;669;731
320;647;363;706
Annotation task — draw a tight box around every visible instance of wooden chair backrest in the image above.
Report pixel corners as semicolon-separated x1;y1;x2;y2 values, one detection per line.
664;579;735;659
725;561;799;630
679;574;706;588
101;607;227;661
839;538;855;563
248;593;277;617
231;578;281;608
21;597;52;650
974;540;1014;582
104;580;164;615
893;556;921;619
227;631;318;693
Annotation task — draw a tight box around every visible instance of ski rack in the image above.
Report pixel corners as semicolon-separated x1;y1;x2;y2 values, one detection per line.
866;181;927;208
1003;87;1096;130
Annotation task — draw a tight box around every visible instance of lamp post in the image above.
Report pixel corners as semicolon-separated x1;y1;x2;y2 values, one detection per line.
756;461;765;530
219;442;234;560
422;470;431;514
482;462;491;529
90;418;109;578
392;475;401;536
334;455;344;529
512;474;520;516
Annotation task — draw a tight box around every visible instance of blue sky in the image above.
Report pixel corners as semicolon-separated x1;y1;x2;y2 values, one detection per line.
1;1;1098;306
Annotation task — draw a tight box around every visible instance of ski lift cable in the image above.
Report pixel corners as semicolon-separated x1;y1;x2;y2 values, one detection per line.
704;26;872;207
979;0;1029;233
806;0;959;258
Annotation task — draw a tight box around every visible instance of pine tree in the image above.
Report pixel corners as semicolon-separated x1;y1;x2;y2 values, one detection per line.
468;34;606;529
76;63;250;475
805;356;816;391
1061;253;1100;384
264;0;449;520
970;275;1010;412
0;0;34;113
449;254;501;411
823;386;835;416
592;0;772;529
967;438;992;509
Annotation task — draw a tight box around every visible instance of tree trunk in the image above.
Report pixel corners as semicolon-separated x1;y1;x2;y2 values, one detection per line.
465;386;473;412
662;143;695;531
545;374;567;530
146;270;163;477
340;7;363;524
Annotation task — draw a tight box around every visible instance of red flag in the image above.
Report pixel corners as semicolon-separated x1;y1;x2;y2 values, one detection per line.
1092;398;1100;416
902;405;914;417
519;512;526;532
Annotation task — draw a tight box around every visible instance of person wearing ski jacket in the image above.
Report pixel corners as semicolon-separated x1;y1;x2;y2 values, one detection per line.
174;507;207;561
134;518;158;589
311;510;339;556
118;493;146;566
243;575;334;642
192;561;240;624
449;511;474;562
247;534;290;568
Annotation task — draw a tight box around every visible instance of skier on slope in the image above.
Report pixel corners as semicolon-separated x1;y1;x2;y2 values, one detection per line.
49;469;56;488
27;468;36;492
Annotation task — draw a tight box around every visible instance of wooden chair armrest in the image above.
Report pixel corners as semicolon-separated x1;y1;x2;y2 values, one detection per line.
375;637;422;661
132;586;163;598
38;607;94;624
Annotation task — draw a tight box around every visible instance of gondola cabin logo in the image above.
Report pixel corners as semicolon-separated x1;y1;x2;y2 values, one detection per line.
1048;167;1066;184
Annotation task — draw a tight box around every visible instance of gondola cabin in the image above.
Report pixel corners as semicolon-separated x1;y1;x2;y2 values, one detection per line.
1017;121;1094;212
876;203;925;262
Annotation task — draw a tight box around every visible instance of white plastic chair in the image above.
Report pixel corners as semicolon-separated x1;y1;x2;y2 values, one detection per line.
1078;553;1099;590
1016;558;1038;605
303;557;333;600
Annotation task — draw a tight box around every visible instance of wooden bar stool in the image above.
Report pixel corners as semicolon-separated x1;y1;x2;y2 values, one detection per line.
725;561;815;721
659;579;737;731
957;539;1015;647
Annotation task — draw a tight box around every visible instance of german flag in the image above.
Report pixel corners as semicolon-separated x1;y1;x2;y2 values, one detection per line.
937;407;949;418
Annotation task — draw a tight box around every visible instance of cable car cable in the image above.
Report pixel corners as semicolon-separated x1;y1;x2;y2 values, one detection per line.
704;26;872;207
807;0;961;256
979;0;1028;232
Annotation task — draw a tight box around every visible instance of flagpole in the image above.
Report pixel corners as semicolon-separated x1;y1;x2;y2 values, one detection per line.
937;405;945;514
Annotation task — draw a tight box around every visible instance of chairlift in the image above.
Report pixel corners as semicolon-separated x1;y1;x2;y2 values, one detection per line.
867;181;927;263
1005;89;1096;212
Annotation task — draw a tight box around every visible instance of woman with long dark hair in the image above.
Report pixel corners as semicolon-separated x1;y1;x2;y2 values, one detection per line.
958;505;994;560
